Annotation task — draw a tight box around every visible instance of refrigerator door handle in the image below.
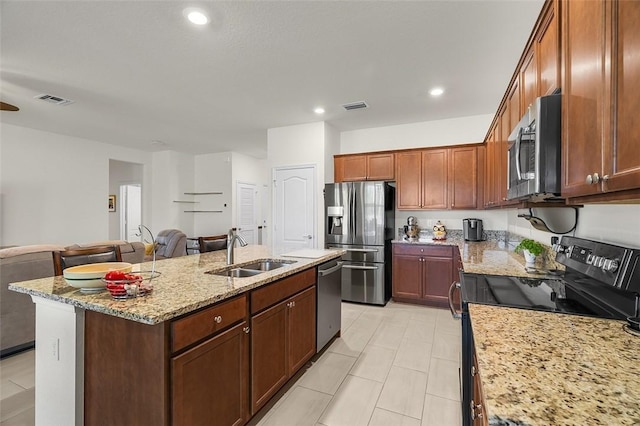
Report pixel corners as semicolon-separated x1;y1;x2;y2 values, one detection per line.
345;248;379;253
342;265;379;270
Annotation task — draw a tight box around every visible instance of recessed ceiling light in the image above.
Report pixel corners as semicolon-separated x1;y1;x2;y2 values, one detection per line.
184;8;209;25
314;107;325;114
429;87;445;97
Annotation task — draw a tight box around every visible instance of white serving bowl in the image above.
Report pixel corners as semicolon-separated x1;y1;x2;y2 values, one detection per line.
63;262;132;293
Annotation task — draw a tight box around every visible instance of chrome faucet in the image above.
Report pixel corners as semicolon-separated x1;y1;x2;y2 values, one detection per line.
227;228;248;265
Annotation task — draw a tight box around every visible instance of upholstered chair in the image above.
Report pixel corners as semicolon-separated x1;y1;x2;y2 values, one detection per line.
155;229;187;259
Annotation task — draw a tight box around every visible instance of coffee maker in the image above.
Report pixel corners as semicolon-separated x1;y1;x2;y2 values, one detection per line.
404;216;420;241
463;218;484;241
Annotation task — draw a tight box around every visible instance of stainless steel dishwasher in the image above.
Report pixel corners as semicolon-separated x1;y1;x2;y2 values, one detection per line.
316;259;343;353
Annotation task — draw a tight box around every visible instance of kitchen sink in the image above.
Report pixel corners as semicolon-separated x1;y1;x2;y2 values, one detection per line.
207;259;296;278
241;260;294;271
210;268;262;278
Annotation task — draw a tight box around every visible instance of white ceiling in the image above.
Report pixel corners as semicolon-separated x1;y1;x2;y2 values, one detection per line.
0;0;544;158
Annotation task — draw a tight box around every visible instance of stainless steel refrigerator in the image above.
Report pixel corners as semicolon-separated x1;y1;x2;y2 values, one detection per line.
325;181;395;305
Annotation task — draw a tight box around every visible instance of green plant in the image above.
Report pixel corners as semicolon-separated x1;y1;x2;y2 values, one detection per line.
514;239;545;256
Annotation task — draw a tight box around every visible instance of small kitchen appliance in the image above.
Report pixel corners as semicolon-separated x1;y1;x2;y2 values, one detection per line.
463;218;483;241
403;216;419;241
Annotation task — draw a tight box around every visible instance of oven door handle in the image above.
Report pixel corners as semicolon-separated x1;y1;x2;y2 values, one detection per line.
448;281;462;319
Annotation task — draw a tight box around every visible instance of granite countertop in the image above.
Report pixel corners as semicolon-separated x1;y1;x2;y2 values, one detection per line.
392;237;562;278
9;246;343;325
469;303;640;425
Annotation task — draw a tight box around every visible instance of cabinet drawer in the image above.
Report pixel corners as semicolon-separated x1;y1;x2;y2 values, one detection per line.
172;294;247;353
393;244;453;257
251;269;316;315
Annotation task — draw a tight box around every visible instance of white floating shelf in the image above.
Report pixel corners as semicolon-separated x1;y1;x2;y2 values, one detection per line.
184;210;223;213
184;192;223;195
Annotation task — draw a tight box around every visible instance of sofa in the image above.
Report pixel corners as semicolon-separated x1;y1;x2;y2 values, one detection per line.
153;229;187;260
0;240;145;357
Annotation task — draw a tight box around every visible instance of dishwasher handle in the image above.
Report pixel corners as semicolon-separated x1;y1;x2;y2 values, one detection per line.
448;281;462;319
318;261;343;277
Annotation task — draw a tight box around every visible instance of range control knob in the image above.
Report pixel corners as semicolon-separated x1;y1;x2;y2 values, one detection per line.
602;259;619;273
552;244;566;253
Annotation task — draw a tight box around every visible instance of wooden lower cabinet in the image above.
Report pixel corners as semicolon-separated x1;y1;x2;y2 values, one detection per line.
251;286;316;414
391;244;456;308
84;268;318;426
472;352;488;426
172;322;249;426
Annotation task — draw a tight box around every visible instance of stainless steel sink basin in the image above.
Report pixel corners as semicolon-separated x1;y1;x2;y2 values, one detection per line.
211;268;262;278
207;259;296;278
242;260;292;271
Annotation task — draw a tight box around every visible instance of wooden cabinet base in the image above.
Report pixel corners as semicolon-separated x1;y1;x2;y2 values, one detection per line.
392;296;449;309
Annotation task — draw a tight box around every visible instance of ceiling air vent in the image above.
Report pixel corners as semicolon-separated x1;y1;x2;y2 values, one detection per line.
34;94;74;106
341;101;368;111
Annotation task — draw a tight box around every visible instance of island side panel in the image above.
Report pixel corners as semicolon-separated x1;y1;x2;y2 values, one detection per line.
84;310;170;425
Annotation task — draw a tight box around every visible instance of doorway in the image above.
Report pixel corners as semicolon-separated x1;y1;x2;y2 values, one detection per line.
236;182;257;245
119;184;142;241
272;165;316;254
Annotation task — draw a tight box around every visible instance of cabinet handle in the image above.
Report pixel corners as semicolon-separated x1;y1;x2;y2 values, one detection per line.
287;301;296;308
471;366;476;376
213;315;222;324
243;326;250;334
592;172;600;184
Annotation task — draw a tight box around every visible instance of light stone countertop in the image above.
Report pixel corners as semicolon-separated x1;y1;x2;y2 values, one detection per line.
392;237;563;278
469;303;640;426
9;245;343;325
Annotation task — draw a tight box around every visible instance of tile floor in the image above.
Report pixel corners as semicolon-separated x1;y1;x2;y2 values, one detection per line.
0;301;462;426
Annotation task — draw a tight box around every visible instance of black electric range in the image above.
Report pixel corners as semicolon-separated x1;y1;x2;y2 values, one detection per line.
456;236;640;426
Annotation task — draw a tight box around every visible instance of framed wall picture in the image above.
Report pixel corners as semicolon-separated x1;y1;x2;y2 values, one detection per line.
108;195;116;212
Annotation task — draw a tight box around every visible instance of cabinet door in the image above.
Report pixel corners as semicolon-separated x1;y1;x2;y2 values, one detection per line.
422;149;448;209
449;146;478;209
422;255;454;307
392;253;423;300
484;127;496;208
471;352;488;426
521;49;537;112
251;302;288;414
339;155;368;182
606;0;640;193
367;153;395;181
561;0;607;197
396;151;423;209
536;0;559;96
172;322;249;426
287;287;316;375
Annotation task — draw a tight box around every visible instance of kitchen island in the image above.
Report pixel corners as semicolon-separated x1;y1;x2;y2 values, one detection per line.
9;245;343;426
470;303;640;425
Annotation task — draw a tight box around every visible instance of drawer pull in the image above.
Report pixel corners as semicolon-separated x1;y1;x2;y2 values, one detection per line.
243;326;250;334
213;315;223;324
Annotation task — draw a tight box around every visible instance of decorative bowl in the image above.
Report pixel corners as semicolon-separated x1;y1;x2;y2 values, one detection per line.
103;271;160;300
63;262;132;293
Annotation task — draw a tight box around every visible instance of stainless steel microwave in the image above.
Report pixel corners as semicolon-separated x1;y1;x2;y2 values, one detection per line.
507;94;561;201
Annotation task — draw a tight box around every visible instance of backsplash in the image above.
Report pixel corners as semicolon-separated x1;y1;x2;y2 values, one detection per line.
397;227;508;242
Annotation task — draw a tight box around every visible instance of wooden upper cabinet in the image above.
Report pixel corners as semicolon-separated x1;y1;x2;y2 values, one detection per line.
367;152;395;180
397;145;481;210
520;49;537;113
562;0;640;200
606;0;640;194
421;149;448;209
449;146;479;209
536;0;559;96
334;152;395;182
335;155;367;182
396;151;423;209
508;80;521;133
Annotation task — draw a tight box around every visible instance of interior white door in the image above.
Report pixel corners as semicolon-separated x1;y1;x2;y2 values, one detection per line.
120;184;141;241
273;166;316;254
236;182;257;245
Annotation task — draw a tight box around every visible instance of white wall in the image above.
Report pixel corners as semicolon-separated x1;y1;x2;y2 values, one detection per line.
192;152;232;237
340;114;493;153
0;124;152;246
267;122;327;248
150;150;195;237
508;204;640;248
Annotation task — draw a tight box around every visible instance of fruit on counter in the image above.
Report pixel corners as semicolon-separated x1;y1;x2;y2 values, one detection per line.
104;270;127;281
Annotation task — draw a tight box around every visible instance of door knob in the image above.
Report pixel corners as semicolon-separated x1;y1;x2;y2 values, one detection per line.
303;235;312;239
